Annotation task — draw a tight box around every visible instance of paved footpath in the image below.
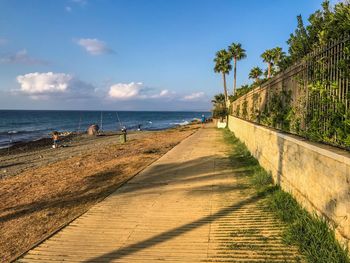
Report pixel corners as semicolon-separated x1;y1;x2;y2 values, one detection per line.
19;127;302;263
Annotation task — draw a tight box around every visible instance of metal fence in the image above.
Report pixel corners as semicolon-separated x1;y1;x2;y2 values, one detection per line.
230;34;350;150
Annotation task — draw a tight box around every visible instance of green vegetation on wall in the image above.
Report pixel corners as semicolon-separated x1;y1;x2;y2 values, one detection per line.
306;81;350;148
260;90;293;131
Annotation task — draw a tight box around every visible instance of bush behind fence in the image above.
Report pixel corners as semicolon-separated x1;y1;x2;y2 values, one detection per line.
230;34;350;150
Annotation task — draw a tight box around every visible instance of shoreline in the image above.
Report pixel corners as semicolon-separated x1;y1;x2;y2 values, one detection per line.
0;110;209;150
0;121;200;154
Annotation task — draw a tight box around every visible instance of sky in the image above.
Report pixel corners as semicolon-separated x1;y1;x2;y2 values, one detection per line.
0;0;335;111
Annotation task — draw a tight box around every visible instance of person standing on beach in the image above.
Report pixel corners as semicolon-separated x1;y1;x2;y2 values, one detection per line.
201;114;206;128
52;131;60;149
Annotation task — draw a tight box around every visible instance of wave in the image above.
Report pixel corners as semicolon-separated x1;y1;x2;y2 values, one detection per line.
170;121;190;126
0;129;50;136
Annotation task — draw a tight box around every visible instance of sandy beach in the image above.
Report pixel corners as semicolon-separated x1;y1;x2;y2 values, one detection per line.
0;125;199;262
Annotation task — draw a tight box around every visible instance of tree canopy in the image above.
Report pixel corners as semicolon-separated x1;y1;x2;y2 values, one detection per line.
214;49;232;75
214;49;232;101
287;0;350;64
249;67;263;83
228;43;247;61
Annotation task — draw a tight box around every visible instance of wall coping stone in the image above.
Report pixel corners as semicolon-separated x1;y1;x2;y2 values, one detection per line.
235;117;350;166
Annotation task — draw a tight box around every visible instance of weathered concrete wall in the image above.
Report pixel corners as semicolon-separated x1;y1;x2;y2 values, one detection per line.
228;115;350;250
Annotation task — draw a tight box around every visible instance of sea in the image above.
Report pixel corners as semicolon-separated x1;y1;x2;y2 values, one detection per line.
0;110;211;148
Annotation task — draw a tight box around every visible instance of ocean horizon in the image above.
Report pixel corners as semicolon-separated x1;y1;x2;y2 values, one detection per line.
0;110;211;148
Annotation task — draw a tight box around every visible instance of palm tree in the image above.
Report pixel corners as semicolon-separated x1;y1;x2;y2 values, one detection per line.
249;67;263;83
228;43;246;95
214;49;232;102
271;47;285;72
261;49;274;78
211;93;226;105
212;93;227;121
261;47;285;78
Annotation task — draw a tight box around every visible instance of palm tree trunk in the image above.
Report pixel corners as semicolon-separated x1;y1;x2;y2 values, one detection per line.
267;63;271;78
222;72;228;103
255;77;259;83
233;58;237;95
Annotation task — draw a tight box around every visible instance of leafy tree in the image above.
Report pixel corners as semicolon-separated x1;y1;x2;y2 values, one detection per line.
287;15;311;63
214;49;232;102
277;55;293;72
249;67;263;83
285;1;350;64
228;43;247;95
331;1;350;39
307;0;333;48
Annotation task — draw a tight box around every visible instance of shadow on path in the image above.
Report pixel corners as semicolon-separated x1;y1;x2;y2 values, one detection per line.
84;192;265;262
0;155;237;222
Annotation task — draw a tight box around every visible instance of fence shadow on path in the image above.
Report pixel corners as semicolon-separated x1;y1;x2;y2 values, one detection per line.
80;150;270;262
83;193;266;263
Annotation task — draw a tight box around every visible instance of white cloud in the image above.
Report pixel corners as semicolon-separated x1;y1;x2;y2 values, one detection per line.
65;6;72;12
182;92;205;101
109;82;142;99
14;74;208;109
0;49;47;65
17;72;72;95
16;72;95;100
75;38;113;55
150;89;171;98
108;82;205;102
108;82;173;100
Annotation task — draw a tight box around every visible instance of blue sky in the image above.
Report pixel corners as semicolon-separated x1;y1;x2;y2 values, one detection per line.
0;0;331;110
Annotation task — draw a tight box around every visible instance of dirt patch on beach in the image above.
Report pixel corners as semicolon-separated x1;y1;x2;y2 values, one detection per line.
0;131;140;179
0;125;198;262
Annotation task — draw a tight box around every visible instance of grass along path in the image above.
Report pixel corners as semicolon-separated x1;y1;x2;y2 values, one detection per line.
222;129;349;263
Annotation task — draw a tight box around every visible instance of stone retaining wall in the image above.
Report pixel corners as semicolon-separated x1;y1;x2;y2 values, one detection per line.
228;115;350;250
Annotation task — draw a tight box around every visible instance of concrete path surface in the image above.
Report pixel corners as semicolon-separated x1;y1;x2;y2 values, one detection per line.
19;127;302;262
